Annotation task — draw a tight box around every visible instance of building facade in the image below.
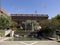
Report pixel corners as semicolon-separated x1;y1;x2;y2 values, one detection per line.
0;8;9;15
11;14;48;30
11;14;48;24
0;8;49;30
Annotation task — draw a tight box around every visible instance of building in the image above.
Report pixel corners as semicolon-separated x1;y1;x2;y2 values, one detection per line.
11;14;48;23
11;14;48;30
0;8;49;30
0;8;9;15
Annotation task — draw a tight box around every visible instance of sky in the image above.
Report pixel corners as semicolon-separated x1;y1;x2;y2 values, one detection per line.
1;0;60;19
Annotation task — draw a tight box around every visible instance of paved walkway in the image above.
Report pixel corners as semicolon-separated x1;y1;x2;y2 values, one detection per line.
0;41;59;45
0;37;12;42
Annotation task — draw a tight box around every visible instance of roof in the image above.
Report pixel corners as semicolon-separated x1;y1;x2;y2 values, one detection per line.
0;8;9;15
11;14;49;17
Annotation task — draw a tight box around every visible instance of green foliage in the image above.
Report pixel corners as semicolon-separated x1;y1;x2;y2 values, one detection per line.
40;20;55;30
0;31;4;37
39;20;56;37
41;27;52;33
0;33;3;37
40;14;60;37
0;14;18;30
11;21;17;30
0;14;11;29
40;27;53;37
17;28;23;30
54;14;60;19
51;14;60;30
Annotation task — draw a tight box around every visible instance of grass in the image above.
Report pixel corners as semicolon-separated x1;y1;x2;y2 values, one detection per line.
0;30;5;37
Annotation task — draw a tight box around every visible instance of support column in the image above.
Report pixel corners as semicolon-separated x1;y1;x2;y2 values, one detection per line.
57;35;60;41
10;31;14;37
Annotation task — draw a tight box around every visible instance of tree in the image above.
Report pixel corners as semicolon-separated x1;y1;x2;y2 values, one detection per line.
51;14;60;37
53;14;60;19
39;19;56;37
51;14;60;30
40;20;53;29
10;21;17;30
39;14;60;37
0;14;11;29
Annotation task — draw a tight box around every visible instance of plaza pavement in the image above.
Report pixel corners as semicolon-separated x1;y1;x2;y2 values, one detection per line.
0;37;59;45
0;41;59;45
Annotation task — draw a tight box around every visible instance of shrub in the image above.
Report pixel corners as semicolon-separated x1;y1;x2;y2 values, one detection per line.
40;27;53;37
17;28;23;30
0;33;3;37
